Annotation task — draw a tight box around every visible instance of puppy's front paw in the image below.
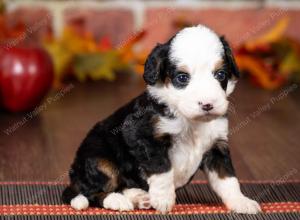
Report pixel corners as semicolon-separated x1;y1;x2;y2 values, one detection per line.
149;189;176;213
226;196;261;214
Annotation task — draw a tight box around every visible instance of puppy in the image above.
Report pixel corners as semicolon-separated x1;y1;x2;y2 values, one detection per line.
62;25;261;214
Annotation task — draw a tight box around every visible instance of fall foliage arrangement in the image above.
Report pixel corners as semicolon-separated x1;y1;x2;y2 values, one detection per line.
235;18;300;90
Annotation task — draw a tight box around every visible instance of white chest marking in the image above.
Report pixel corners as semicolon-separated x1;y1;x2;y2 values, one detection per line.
156;116;228;188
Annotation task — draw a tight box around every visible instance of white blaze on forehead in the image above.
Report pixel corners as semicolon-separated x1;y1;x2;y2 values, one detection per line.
169;25;223;73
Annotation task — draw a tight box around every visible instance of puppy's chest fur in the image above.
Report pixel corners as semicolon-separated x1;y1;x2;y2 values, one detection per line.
156;116;228;188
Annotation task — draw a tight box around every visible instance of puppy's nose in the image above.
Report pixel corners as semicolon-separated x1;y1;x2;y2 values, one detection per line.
201;103;213;111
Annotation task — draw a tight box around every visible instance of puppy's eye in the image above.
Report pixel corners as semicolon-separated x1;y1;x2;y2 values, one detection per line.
175;73;190;84
214;70;227;81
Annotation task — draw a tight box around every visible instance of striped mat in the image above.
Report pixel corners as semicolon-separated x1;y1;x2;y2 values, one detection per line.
0;180;299;220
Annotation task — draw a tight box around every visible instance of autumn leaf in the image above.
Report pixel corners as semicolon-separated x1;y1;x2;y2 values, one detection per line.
235;55;286;90
245;17;289;51
43;26;146;85
73;51;130;82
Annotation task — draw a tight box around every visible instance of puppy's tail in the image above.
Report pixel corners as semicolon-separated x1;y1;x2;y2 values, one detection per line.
62;185;79;204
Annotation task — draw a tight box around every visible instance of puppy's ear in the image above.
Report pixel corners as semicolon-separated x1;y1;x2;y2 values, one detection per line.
220;36;239;78
143;43;170;85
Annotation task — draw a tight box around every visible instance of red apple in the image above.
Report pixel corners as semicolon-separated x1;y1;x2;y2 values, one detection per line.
0;47;54;112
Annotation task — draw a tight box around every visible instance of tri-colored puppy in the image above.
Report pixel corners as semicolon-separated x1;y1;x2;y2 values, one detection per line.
62;25;261;214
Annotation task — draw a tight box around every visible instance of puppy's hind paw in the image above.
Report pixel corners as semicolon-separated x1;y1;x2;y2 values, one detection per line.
136;193;151;209
103;193;134;211
70;194;89;210
226;196;261;214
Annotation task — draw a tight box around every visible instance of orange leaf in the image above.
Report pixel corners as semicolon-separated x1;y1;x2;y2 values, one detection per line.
236;55;286;90
245;17;289;50
119;30;146;52
98;36;112;51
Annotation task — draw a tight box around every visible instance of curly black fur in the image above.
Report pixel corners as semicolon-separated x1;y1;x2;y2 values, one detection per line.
62;92;173;206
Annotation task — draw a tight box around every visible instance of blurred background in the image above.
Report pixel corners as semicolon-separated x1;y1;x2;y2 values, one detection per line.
0;0;299;182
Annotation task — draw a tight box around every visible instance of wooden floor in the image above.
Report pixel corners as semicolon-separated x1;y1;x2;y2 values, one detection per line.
0;74;299;182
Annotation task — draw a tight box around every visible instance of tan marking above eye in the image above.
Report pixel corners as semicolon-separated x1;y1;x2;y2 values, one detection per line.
177;65;190;73
213;59;224;72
